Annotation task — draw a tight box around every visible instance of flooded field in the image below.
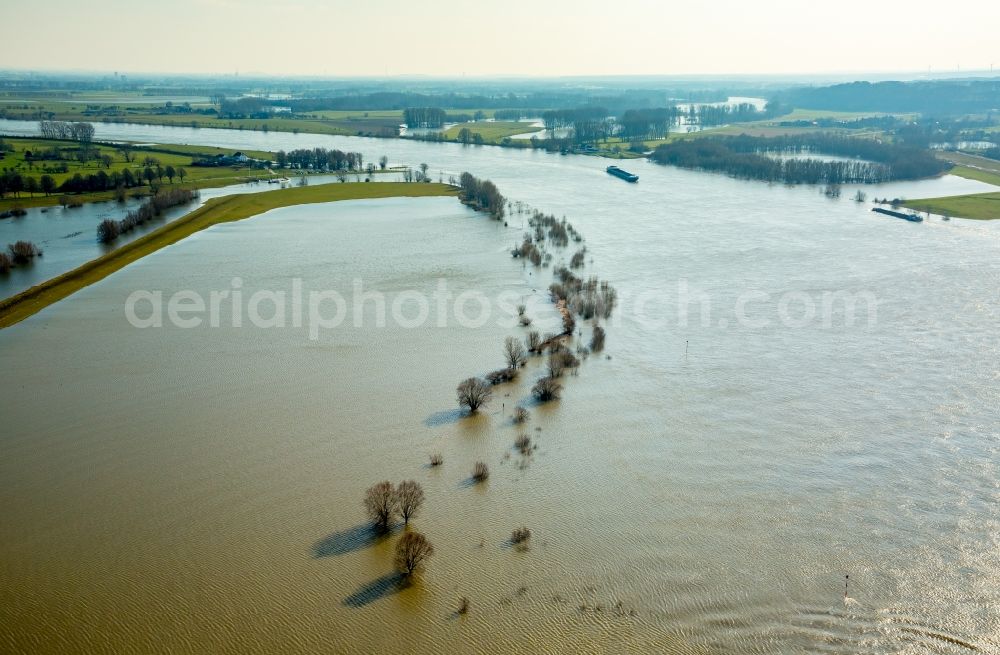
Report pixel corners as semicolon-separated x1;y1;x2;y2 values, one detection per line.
1;119;999;653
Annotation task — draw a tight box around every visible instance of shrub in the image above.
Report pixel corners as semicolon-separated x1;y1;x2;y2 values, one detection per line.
429;453;443;467
10;205;26;217
486;367;517;385
526;331;542;353
513;407;530;424
457;377;492;412
511;527;532;544
547;349;580;378
590;326;606;351
395;532;434;576
97;218;120;243
364;481;397;530
0;252;11;274
458;597;470;615
472;461;489;482
8;240;41;264
515;434;532;455
532;376;562;402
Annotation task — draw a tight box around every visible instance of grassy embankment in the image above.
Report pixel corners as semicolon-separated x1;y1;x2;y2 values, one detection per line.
902;152;1000;220
0;137;280;210
0;181;458;328
903;192;1000;220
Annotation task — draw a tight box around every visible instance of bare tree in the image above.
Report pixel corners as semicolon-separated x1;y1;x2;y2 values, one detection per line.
503;336;527;369
526;331;542;353
379;155;389;170
548;350;580;378
395;480;425;524
364;481;397;530
395;532;434;576
457;377;492;413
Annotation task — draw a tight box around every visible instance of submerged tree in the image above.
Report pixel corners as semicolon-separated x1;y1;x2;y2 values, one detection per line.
457;377;492;413
395;480;425;524
395;532;434;576
532;376;562;402
364;481;397;530
503;336;527;369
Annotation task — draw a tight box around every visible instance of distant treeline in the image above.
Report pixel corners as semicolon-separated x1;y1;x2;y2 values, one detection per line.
282;89;731;114
689;101;784;127
650;134;950;184
273;147;364;170
778;80;1000;115
218;96;270;119
775;115;902;130
539;102;780;143
403;107;446;128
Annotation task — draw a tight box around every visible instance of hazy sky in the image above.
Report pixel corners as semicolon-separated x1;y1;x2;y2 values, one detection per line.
3;0;998;77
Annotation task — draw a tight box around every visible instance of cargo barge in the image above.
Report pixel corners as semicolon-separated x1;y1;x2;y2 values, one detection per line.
872;207;923;222
606;165;639;182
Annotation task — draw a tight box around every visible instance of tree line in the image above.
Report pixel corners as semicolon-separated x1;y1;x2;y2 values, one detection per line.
38;120;95;143
0;164;188;199
650;134;949;184
691;101;783;127
272;148;364;171
97;187;199;243
403;107;447;128
457;172;505;219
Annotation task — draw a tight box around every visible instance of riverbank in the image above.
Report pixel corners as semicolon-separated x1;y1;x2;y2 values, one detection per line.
0;181;457;328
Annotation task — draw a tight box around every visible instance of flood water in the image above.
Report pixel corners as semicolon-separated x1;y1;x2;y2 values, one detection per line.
0;171;401;300
1;118;999;654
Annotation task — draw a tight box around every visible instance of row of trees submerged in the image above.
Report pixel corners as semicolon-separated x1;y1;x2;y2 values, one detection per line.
649;134;950;184
347;174;617;599
97;187;199;243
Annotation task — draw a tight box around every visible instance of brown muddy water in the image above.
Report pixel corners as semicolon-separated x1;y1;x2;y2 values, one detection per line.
1;119;999;654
